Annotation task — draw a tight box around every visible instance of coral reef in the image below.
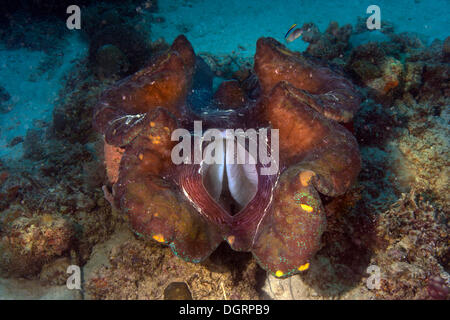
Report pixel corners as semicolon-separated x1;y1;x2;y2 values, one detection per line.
263;184;448;300
0;1;157;288
371;191;448;299
0;213;75;278
299;21;353;61
345;31;449;106
391;98;449;207
0;57;118;280
0;134;116;276
346;43;402;101
0;1;448;299
52;58;107;144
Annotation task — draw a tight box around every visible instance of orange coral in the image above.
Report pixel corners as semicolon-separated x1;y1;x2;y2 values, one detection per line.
383;79;399;93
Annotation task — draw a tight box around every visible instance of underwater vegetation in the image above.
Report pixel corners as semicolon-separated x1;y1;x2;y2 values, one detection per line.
0;0;448;300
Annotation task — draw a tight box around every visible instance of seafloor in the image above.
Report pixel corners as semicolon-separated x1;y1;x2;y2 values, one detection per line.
0;0;448;299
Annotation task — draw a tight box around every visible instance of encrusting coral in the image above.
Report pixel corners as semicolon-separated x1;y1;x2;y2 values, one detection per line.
0;214;74;278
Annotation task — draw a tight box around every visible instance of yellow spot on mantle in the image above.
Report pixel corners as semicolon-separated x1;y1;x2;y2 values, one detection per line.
298;262;310;271
299;170;315;186
150;121;155;127
148;135;161;144
300;204;313;213
227;235;235;246
275;270;284;278
138;153;144;160
153;234;165;243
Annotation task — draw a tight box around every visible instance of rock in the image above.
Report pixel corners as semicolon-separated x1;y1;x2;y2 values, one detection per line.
39;257;72;286
164;282;193;300
0;214;75;278
365;57;403;95
262;274;316;299
0;277;81;300
347;43;403;100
